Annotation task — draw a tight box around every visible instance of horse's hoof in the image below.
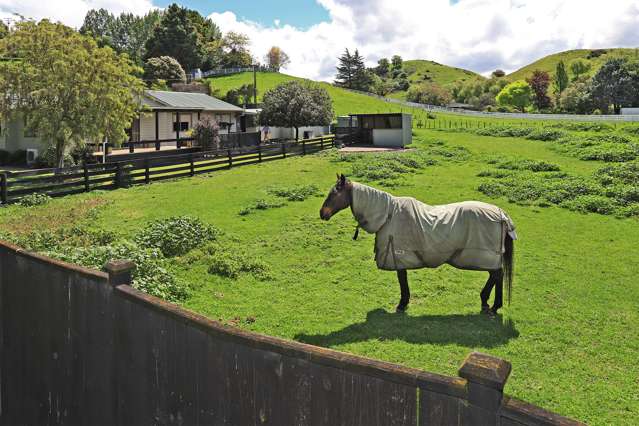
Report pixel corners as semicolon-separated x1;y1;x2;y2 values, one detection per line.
481;305;491;314
395;304;408;313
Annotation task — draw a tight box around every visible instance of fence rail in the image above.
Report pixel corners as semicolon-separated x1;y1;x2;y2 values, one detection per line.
0;241;585;425
0;136;335;204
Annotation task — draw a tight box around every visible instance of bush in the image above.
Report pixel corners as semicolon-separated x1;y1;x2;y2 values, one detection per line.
34;145;75;168
192;117;220;151
135;216;219;257
143;56;186;84
561;195;617;215
191;242;272;280
17;193;51;207
527;129;566;141
0;149;9;165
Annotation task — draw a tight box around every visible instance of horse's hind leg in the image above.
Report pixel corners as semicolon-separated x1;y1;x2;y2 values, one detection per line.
480;271;496;314
491;269;504;314
396;270;410;313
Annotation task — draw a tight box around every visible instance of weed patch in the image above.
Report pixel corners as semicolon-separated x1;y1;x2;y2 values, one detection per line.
268;184;320;201
135;216;219;257
239;198;286;215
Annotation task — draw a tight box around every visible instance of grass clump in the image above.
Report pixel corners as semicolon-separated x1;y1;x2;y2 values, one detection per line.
135;216;219;257
549;122;612;132
475;125;534;138
526;129;566;141
239;198;286;215
268;184;320;201
184;241;272;280
17;193;52;207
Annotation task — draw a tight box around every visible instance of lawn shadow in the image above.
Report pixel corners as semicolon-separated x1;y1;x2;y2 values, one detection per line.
296;308;519;349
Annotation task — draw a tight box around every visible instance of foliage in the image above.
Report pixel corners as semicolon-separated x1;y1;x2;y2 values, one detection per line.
559;76;594;114
268;184;320;201
264;46;290;71
199;242;272;280
192;116;220;150
496;81;532;112
406;83;452;106
526;70;552;110
144;4;215;71
552;60;569;101
334;48;372;91
492;69;506;78
570;60;591;80
238;199;286;216
80;8;162;65
0;20;143;167
135;216;219;257
375;58;391;77
526;129;566;141
453;77;506;110
590;58;639;114
17;193;52;207
143;56;186;84
222;31;252;68
260;81;333;140
0;149;8;165
34;145;75;168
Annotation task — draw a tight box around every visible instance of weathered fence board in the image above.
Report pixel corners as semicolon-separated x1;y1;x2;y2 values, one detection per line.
0;242;586;426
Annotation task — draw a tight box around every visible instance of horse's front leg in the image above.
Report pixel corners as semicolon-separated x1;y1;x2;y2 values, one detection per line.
396;270;410;312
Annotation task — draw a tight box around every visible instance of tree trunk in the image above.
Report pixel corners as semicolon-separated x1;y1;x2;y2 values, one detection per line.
295;127;299;141
56;138;66;169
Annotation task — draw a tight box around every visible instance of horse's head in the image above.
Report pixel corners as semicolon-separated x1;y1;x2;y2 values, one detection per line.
320;174;352;221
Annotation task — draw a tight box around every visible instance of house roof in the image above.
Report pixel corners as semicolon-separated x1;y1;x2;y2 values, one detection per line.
143;90;243;112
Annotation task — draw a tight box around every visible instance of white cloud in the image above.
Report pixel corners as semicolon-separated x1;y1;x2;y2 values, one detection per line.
210;0;639;81
0;0;155;28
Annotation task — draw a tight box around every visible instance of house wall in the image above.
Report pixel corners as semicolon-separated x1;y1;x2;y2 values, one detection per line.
3;114;44;153
138;111;240;142
402;114;413;146
621;107;639;115
261;125;331;141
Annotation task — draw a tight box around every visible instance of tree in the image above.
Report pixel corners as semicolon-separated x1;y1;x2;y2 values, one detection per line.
496;81;532;112
264;46;290;71
391;55;403;71
260;81;333;140
492;69;506;78
192;116;220;150
0;22;7;40
552;60;569;103
80;8;114;47
144;4;204;71
375;58;390;77
370;74;394;96
334;48;371;91
560;76;594;114
526;70;552;110
570;60;591;80
590;58;638;114
0;20;143;167
406;83;452;106
222;31;252;67
238;84;256;106
144;56;186;84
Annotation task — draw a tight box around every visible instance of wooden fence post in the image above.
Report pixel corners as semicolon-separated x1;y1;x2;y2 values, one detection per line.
0;173;7;204
144;159;150;184
227;150;233;168
257;145;262;162
282;143;287;158
115;163;122;188
83;164;90;192
320;137;324;150
104;260;135;287
189;154;195;176
129;143;134;154
302;140;306;155
458;352;511;422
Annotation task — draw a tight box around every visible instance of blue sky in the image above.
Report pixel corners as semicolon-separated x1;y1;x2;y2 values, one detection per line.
155;0;330;28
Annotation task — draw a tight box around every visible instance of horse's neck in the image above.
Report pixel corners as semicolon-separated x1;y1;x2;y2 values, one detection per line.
351;183;394;233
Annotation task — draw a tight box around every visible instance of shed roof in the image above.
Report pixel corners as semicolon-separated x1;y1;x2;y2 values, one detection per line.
143;90;243;112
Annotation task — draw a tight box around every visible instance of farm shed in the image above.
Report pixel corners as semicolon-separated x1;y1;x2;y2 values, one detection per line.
337;113;412;147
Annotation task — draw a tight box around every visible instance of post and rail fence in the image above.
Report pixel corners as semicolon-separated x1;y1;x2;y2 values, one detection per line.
0;135;335;205
0;240;585;425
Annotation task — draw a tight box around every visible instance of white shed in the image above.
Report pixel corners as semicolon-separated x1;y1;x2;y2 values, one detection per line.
342;113;412;147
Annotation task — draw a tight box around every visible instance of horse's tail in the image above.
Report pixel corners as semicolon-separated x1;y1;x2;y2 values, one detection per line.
503;233;514;305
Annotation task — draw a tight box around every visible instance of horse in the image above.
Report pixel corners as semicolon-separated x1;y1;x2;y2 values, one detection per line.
320;174;516;315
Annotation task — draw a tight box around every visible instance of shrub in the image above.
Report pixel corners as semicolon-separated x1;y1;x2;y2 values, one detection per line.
34;145;75;168
17;193;51;207
578;144;637;162
561;195;617;215
494;159;560;172
198;242;272;280
135;216;219;257
143;56;186;84
594;162;639;185
623;126;639;136
192;116;220;151
527;129;566;141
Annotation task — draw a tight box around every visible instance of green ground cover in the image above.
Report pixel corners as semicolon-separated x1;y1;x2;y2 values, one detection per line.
1;123;638;424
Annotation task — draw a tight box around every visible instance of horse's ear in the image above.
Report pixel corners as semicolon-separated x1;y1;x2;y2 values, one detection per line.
340;174;346;185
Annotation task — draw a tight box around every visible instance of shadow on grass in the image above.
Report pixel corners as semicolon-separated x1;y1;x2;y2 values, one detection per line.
295;308;519;348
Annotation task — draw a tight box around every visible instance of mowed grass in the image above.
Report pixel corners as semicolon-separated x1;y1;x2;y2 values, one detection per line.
1;128;638;424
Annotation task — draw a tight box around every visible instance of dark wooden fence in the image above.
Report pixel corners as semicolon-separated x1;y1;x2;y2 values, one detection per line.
0;241;585;425
0;136;334;204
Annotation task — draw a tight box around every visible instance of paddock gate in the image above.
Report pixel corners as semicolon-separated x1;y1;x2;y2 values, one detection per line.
0;241;584;425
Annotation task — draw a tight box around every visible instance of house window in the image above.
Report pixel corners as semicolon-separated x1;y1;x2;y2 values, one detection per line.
173;121;189;132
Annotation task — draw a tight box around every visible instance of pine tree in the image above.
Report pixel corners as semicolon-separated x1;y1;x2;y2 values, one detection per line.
335;48;355;88
552;60;569;103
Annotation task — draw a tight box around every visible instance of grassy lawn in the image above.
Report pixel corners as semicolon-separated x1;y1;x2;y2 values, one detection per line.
2;125;638;424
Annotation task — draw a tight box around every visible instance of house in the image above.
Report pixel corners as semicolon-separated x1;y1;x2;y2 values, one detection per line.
0;90;247;161
243;108;332;142
336;113;412;147
620;107;639;115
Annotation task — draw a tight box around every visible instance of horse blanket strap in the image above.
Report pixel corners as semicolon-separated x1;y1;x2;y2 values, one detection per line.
350;182;517;271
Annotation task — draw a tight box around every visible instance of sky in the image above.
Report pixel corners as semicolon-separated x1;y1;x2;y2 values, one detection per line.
2;0;639;81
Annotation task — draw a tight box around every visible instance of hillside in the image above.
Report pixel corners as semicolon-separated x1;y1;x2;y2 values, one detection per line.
507;48;639;81
207;71;430;117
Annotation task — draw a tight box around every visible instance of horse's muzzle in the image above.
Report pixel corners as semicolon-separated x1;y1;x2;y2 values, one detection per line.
320;207;332;221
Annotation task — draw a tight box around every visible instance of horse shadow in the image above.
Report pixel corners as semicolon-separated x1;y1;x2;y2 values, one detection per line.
295;308;519;349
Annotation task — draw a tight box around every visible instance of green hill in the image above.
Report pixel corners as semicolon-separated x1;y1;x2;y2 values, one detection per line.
507;48;639;81
207;71;429;117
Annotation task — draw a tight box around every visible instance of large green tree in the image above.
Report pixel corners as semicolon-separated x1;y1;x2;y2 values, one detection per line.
80;8;161;65
144;4;204;71
334;48;371;91
407;83;452;106
560;76;594;114
526;70;552;110
496;80;532;112
260;81;333;140
552;60;569;103
0;20;144;167
590;58;639;114
222;31;252;67
144;56;186;84
264;46;290;71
